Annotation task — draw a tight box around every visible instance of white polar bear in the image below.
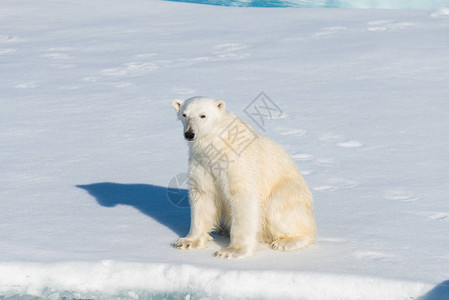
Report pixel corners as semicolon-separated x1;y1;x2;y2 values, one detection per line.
171;96;316;259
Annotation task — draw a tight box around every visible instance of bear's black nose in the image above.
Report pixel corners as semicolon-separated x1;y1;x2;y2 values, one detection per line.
184;130;195;141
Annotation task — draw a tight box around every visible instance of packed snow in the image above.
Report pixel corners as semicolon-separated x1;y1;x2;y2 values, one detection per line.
1;0;449;299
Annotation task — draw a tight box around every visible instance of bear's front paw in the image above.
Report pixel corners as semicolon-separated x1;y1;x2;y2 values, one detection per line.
214;247;252;259
172;237;210;250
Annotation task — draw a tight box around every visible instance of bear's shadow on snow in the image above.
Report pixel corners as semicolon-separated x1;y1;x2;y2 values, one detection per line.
77;182;191;237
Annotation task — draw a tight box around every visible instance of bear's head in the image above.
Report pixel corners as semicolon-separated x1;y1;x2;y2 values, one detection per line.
171;96;226;142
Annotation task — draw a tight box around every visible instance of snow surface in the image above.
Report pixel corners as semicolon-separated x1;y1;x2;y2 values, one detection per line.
1;0;449;299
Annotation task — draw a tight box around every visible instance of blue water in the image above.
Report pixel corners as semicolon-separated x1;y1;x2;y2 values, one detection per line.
166;0;449;9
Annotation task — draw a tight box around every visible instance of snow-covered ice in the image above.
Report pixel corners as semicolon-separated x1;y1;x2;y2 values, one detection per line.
1;0;449;299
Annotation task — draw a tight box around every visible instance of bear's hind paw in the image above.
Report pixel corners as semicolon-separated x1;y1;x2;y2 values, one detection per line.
173;237;210;250
214;247;252;259
271;236;313;251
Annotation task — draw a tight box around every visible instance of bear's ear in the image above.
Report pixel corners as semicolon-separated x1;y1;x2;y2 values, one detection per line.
216;100;226;112
171;99;184;112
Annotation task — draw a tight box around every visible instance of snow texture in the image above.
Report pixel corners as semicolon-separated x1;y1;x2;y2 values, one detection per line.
1;0;449;299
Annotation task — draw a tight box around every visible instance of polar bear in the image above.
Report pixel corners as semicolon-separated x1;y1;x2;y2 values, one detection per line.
171;96;316;259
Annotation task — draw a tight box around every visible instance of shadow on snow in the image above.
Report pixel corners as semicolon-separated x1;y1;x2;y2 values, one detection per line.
76;182;190;237
419;280;449;300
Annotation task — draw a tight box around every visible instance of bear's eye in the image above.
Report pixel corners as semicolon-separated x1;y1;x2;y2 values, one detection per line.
182;113;187;118
200;115;206;119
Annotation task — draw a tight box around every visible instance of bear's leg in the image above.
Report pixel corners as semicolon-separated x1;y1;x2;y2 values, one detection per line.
215;194;259;259
265;179;316;251
173;189;218;250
